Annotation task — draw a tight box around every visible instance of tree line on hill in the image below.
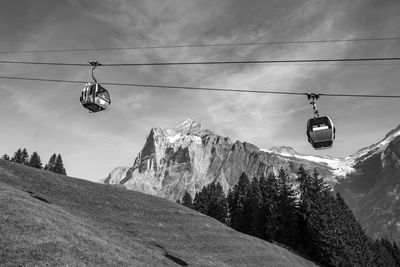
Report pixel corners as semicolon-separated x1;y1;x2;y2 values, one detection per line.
178;166;400;267
1;148;66;175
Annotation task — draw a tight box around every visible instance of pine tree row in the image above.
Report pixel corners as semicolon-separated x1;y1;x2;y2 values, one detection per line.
179;166;400;267
1;148;66;175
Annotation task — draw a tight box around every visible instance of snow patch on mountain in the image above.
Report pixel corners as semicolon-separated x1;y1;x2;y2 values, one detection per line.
167;133;183;143
261;146;355;177
192;136;202;145
263;125;400;179
107;121;400;201
351;124;400;162
268;146;297;156
166;131;202;145
295;155;355;177
174;118;202;136
105;120;400;244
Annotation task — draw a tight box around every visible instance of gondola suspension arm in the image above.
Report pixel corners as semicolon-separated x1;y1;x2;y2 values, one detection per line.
307;93;320;118
89;60;101;83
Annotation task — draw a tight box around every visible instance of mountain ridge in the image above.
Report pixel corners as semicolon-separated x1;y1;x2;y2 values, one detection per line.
105;119;400;244
105;119;347;199
335;125;400;244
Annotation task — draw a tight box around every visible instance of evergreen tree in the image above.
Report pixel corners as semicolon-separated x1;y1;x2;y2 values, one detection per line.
193;191;207;214
53;154;66;175
334;192;377;266
21;148;29;165
193;181;227;223
245;177;262;237
378;238;398;266
44;153;57;171
207;181;228;223
228;173;251;233
296;165;311;202
295;167;390;266
226;188;234;226
296;168;345;266
371;239;398;267
357;234;376;267
275;167;298;247
256;176;267;239
391;241;400;266
11;148;23;163
181;191;193;209
1;154;10;160
28;151;42;169
261;172;280;241
310;168;329;195
296;166;312;251
303;188;337;264
222;165;400;266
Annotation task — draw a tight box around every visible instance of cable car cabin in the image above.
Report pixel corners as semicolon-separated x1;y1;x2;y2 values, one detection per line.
80;82;111;112
307;116;335;149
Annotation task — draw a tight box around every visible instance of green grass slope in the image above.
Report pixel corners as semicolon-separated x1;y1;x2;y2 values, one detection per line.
0;160;316;266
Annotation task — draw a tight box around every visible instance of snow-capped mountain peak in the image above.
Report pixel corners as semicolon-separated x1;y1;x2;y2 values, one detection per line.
384;124;400;140
173;118;202;136
105;120;400;245
147;119;203;146
106;120;398;198
350;124;400;162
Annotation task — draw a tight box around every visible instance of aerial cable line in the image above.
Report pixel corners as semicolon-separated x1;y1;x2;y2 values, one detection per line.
102;57;400;66
1;36;400;54
1;75;400;98
1;56;400;67
0;60;87;66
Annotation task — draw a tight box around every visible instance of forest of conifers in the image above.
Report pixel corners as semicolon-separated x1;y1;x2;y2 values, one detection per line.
179;167;400;267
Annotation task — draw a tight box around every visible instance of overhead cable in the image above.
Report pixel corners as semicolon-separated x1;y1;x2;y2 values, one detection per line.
1;75;400;98
0;60;87;66
101;57;400;66
1;36;400;54
1;57;400;67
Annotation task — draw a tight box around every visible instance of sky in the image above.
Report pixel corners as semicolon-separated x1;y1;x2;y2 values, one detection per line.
1;0;399;181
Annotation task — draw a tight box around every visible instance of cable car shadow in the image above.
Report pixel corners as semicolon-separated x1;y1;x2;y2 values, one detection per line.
25;190;50;204
154;244;189;266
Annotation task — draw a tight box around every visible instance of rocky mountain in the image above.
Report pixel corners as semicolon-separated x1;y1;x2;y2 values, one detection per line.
335;124;400;244
105;119;400;244
104;166;129;184
105;119;350;200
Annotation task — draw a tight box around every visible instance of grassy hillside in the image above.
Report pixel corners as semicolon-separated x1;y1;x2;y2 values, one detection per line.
0;160;316;266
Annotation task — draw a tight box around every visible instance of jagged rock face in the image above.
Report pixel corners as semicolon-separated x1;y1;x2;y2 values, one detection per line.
105;119;400;243
269;146;297;156
336;126;400;244
104;167;130;184
105;119;337;201
382;138;400;171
